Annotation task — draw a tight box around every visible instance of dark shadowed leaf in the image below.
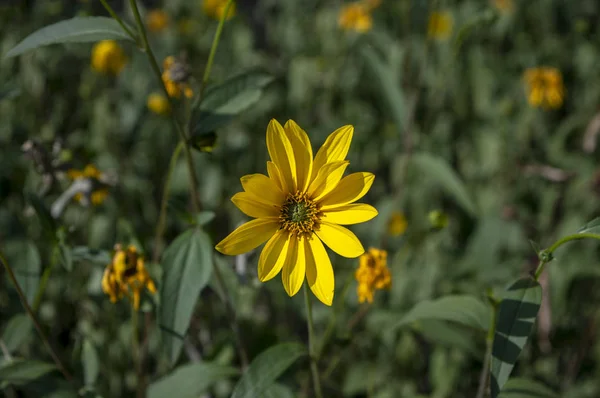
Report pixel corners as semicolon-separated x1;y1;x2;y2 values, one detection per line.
4;241;41;306
2;314;32;352
0;360;56;387
27;194;57;240
498;377;558;398
147;362;238;398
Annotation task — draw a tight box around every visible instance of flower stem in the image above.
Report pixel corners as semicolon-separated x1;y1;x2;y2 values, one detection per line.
0;251;72;382
99;0;138;43
304;284;323;398
475;300;498;398
534;232;600;280
131;307;143;398
200;0;234;94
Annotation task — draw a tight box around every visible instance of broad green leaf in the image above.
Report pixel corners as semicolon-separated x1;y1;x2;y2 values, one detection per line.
409;153;478;216
71;247;112;265
159;228;214;366
82;339;99;387
4;17;134;58
2;314;32;352
262;383;296;398
491;278;542;398
0;360;56;387
416;320;482;358
147;362;238;398
4;241;41;306
388;295;490;332
498;377;558;398
577;217;600;234
231;343;307;398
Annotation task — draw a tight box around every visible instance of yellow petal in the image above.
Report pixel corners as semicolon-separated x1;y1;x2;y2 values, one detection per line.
258;230;290;282
320;172;375;209
284;120;313;192
315;222;364;258
321;203;378;225
305;236;334;306
241;173;285;206
215;218;279;255
307;160;349;200
231;192;280;218
310;125;353;182
266;119;296;192
267;161;285;192
282;237;306;297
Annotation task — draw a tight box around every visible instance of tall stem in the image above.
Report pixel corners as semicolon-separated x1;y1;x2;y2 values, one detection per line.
131;307;143;398
0;252;72;381
201;0;234;94
534;232;600;280
475;303;498;398
99;0;137;42
304;284;323;398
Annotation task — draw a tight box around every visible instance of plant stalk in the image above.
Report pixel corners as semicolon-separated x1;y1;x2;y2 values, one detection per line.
475;303;498;398
304;284;323;398
99;0;138;42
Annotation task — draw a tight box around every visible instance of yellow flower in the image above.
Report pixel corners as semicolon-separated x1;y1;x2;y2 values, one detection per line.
428;209;449;230
146;9;170;33
216;119;378;306
147;93;171;115
203;0;236;21
388;211;408;237
492;0;514;13
523;67;565;109
102;244;157;310
355;248;390;303
338;2;376;33
68;164;109;206
427;11;453;40
91;40;127;75
162;56;193;99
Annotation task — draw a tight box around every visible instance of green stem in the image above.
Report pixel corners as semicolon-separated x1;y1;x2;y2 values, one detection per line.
200;0;234;95
475;302;498;398
99;0;138;42
534;233;600;280
131;307;143;398
0;252;72;381
304;284;323;398
32;250;57;312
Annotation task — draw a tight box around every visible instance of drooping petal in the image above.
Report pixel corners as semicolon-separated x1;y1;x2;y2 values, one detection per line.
282;237;306;297
240;173;285;206
258;230;290;282
231;192;280;219
305;236;334;306
215;218;279;255
315;222;364;258
266;119;296;192
310;125;354;182
267;161;285;192
284;120;313;192
307;160;349;200
321;203;378;225
319;172;375;209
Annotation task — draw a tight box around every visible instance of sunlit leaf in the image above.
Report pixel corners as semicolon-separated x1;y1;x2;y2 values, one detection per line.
577;217;600;234
498;377;558;398
147;362;238;398
0;360;56;387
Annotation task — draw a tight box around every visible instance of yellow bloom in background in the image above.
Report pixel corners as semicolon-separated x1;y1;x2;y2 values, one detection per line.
216;119;378;306
338;0;381;33
203;0;236;21
427;11;453;40
428;209;449;230
91;40;127;75
68;164;109;205
355;248;391;303
162;56;193;99
493;0;514;13
146;9;170;33
102;244;157;310
147;93;171;115
523;67;565;109
388;211;408;237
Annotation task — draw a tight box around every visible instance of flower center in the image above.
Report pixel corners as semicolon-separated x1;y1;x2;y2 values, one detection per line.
279;192;321;238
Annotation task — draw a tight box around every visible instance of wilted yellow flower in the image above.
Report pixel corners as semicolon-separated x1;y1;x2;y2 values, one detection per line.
355;248;390;303
146;9;170;32
147;93;170;115
428;209;449;230
216;119;378;306
67;164;109;206
338;0;381;33
162;56;193;99
427;11;453;40
91;40;127;75
523;67;565;109
102;244;157;310
388;211;408;236
492;0;514;13
203;0;236;21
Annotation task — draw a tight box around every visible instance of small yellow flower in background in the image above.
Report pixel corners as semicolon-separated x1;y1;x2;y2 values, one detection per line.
67;164;109;206
427;11;453;40
388;211;408;237
91;40;127;75
162;56;193;99
146;9;170;33
338;0;381;33
355;248;391;303
428;209;449;230
216;119;378;306
492;0;514;13
102;244;157;310
147;93;171;115
203;0;236;21
523;67;565;109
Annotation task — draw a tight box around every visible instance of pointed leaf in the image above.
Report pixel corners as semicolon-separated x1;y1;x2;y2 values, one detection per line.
491;278;542;398
2;314;32;352
147;362;238;398
0;360;56;386
231;343;307;398
71;247;112;265
498;377;558;398
5;17;134;58
82;339;99;387
577;217;600;234
4;241;41;306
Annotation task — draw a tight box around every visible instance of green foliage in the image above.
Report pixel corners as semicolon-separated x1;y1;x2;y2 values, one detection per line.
0;360;56;387
147;362;238;398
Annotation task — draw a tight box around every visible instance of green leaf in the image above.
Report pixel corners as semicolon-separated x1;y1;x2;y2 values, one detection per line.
159;228;214;366
577;217;600;234
231;343;307;398
416;320;482;358
196;211;216;226
27;194;57;240
388;295;490;332
2;314;32;352
0;360;56;387
4;17;134;58
262;383;296;398
71;247;111;265
491;278;542;398
4;241;41;306
147;362;238;398
81;339;99;387
498;377;558;398
56;231;72;272
409;153;478;216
